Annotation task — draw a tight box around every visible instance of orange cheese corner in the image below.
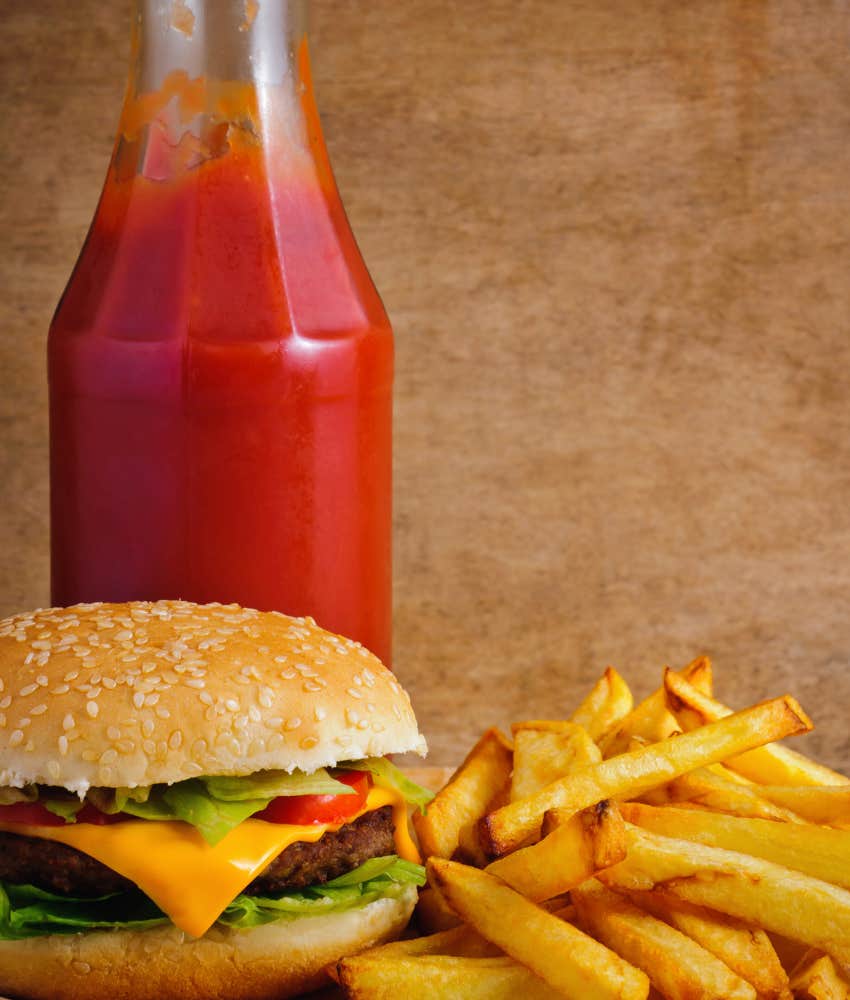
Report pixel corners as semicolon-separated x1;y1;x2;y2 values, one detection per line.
0;784;419;939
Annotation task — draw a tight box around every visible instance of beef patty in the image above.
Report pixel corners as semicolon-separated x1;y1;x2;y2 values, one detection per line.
0;805;395;898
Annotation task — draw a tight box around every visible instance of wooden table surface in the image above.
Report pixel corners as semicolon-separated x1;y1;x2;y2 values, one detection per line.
1;1;849;772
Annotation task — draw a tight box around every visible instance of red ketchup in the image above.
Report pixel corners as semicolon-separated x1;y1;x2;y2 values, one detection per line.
48;21;393;665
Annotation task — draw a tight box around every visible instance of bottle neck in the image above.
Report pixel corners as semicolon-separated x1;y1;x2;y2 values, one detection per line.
118;0;318;181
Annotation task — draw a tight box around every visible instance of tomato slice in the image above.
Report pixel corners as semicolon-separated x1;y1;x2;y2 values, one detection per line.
0;801;66;826
255;770;371;826
75;803;127;825
0;800;127;826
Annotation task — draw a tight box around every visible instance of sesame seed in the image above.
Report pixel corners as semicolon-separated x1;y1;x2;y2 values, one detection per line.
0;696;10;710
225;698;239;712
347;687;363;700
51;684;70;695
155;706;171;720
36;675;48;687
142;719;155;737
58;735;69;755
356;719;370;730
133;692;145;709
284;717;302;731
314;707;327;721
19;683;38;697
63;714;75;731
107;726;122;741
30;704;48;716
300;735;319;749
100;749;118;765
9;730;24;747
86;701;99;718
185;678;205;689
31;640;51;651
258;687;274;708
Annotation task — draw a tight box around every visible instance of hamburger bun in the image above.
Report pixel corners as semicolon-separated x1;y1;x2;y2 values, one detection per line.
0;601;427;1000
0;600;426;794
0;888;417;1000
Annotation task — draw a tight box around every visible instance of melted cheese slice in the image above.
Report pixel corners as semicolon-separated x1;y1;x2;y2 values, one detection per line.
0;785;419;939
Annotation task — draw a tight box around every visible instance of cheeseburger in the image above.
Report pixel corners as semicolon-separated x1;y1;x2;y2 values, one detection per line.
0;601;430;1000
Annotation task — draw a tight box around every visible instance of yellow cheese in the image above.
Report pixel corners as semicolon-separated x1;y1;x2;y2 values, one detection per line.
0;784;420;938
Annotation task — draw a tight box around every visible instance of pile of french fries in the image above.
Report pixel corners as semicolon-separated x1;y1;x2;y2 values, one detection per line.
333;658;850;999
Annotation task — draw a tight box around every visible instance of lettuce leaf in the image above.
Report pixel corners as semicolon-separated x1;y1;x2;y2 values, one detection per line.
219;856;425;929
339;758;435;812
0;786;37;805
42;797;84;822
84;768;356;845
0;883;165;939
16;760;429;846
0;857;425;940
203;769;355;801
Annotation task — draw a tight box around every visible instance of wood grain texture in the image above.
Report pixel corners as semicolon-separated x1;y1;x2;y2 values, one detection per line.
1;1;849;770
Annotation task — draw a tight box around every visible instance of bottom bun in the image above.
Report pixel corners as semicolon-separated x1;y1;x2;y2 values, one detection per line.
0;886;417;1000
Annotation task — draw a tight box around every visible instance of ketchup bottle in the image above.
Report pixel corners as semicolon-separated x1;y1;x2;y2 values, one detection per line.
48;1;393;663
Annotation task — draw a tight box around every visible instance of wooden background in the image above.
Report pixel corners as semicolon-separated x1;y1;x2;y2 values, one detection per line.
1;1;849;767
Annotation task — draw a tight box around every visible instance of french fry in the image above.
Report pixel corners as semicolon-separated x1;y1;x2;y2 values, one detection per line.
511;721;601;801
480;694;812;857
428;859;650;1000
599;656;713;758
336;954;563;999
664;671;849;787
598;825;850;967
624;890;791;1000
356;923;501;959
414;727;512;860
622;802;850;890
755;785;850;827
414;887;463;933
485;801;626;900
570;667;634;742
652;765;807;822
572;879;758;1000
790;950;850;1000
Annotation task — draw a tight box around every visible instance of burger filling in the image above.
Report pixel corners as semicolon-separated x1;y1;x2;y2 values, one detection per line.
0;759;431;940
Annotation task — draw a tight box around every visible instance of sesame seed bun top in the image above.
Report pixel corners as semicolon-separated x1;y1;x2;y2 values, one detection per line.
0;601;426;795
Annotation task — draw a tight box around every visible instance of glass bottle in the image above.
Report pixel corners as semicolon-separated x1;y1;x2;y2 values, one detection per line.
48;0;393;664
